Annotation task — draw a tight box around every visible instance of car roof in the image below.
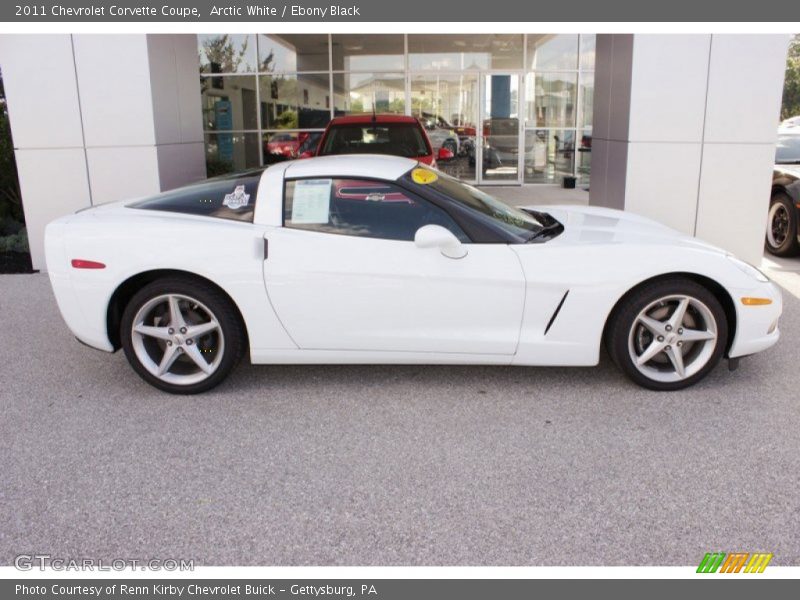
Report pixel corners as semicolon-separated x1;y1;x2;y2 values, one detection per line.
328;114;420;125
283;154;419;180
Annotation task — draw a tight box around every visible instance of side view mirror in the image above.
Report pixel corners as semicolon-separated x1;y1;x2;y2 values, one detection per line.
299;150;315;159
414;225;467;259
437;147;455;161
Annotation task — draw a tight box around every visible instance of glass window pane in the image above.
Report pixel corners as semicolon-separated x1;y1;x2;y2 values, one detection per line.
204;132;261;174
258;34;329;73
201;75;258;131
409;34;523;70
198;34;257;74
318;122;430;158
263;131;323;162
578;129;592;184
527;34;578;71
331;35;404;71
298;131;324;157
438;137;476;182
410;73;478;181
259;74;331;129
333;73;405;115
580;34;596;70
411;73;478;131
579;72;594;129
525;72;577;128
524;129;576;183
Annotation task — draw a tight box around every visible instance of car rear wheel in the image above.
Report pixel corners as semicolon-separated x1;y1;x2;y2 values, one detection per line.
120;277;245;394
606;279;728;391
765;192;799;256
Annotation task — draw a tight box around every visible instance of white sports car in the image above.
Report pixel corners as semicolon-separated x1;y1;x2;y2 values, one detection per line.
45;155;782;394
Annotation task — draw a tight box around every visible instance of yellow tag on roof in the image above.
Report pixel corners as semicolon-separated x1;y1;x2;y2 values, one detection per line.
411;168;438;185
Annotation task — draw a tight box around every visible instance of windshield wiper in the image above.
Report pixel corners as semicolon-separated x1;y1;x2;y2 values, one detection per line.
526;221;564;243
777;160;800;165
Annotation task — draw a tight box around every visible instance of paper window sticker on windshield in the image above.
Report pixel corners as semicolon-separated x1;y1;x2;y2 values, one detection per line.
412;168;438;185
222;185;250;209
291;179;333;224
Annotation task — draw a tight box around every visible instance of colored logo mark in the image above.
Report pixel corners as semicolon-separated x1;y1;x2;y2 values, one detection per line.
697;552;773;573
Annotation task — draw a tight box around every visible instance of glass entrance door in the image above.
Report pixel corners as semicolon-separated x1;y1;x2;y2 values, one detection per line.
479;74;521;184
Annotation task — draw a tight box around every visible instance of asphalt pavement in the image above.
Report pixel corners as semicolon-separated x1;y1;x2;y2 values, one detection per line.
1;272;798;566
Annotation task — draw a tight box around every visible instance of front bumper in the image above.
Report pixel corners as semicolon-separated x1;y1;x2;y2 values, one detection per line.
728;281;783;358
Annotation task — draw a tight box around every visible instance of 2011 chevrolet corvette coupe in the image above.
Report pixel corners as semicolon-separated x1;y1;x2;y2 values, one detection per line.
46;155;782;394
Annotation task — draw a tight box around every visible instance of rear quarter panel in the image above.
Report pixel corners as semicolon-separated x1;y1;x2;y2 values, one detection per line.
52;208;296;354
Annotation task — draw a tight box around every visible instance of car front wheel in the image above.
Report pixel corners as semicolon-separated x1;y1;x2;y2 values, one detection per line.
765;192;799;256
606;279;728;391
120;277;245;394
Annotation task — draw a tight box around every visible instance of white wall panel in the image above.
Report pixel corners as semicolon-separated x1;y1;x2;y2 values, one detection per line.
147;34;183;146
15;148;91;269
157;142;207;191
591;33;790;264
695;143;777;264
72;35;156;147
85;146;161;205
0;35;84;149
703;35;790;145
3;34;207;271
171;34;205;144
624;142;702;234
628;35;710;143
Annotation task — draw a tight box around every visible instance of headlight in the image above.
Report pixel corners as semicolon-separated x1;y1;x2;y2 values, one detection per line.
726;254;770;282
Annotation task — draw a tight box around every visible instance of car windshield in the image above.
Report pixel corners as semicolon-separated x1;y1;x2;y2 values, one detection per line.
776;135;800;164
320;123;430;158
416;168;545;240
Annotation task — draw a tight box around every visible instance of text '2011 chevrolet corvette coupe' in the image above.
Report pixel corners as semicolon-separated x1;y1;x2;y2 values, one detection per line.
46;155;782;393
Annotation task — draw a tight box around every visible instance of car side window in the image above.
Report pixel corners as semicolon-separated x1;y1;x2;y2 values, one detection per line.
130;172;260;222
283;178;469;242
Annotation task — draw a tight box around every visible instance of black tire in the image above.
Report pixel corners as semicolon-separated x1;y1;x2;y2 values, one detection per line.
605;278;728;391
765;192;799;256
120;277;246;394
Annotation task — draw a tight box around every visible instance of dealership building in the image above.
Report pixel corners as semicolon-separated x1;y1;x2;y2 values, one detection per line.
0;33;790;269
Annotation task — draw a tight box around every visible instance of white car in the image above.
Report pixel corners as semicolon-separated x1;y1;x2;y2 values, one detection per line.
45;155;782;394
780;116;800;131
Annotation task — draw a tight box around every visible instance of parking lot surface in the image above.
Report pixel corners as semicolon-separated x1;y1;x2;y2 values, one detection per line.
1;273;799;566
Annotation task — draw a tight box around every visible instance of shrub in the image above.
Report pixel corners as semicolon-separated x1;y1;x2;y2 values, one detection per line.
0;68;24;224
0;227;28;253
206;157;234;177
783;35;800;120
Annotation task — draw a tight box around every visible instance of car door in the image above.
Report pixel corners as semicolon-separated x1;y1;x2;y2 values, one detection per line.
263;176;525;355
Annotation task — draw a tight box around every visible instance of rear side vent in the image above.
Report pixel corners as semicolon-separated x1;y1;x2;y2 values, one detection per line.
544;291;569;335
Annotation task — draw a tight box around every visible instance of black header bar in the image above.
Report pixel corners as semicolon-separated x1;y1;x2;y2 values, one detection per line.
3;0;800;22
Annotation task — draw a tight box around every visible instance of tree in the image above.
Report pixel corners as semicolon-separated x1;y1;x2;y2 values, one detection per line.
200;35;251;74
0;67;23;224
782;34;800;120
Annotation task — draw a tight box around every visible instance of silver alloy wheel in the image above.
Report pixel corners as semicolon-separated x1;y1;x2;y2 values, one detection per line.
767;202;790;249
627;294;718;383
130;293;225;386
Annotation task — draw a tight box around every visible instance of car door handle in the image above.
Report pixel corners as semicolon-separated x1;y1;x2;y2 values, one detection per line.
263;238;269;261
